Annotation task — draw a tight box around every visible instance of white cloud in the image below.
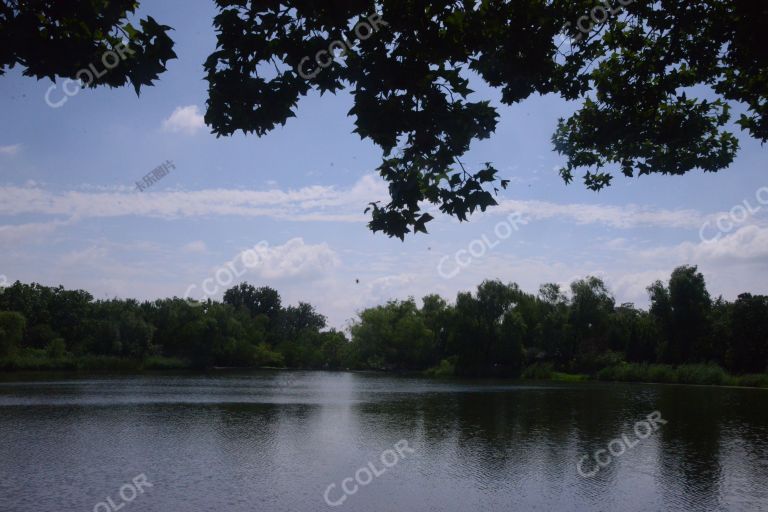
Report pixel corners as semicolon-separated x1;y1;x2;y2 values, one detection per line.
640;224;768;263
4;172;750;238
162;105;205;135
2;175;766;329
496;198;704;229
235;238;340;280
182;240;208;254
0;144;21;156
608;270;670;304
0;174;720;232
0;220;65;244
693;225;768;261
0;174;387;223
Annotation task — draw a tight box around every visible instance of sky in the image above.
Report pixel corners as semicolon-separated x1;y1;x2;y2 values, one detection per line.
1;0;767;329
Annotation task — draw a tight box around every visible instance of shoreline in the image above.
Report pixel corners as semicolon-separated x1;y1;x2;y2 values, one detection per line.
2;359;766;389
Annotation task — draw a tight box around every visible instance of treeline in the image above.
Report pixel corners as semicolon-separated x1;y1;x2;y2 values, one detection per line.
0;282;348;371
0;265;766;382
347;265;768;379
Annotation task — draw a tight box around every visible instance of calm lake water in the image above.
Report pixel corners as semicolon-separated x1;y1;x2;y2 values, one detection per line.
0;371;767;512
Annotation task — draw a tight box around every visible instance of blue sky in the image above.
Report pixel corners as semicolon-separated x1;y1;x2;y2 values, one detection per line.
1;0;767;328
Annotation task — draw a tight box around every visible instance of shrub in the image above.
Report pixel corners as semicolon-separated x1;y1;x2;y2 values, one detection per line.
647;364;677;383
733;374;768;388
74;355;140;371
571;351;624;374
253;342;285;367
597;362;743;387
522;363;554;380
677;364;727;385
142;356;190;370
0;311;26;357
425;358;456;377
550;371;589;382
45;338;68;359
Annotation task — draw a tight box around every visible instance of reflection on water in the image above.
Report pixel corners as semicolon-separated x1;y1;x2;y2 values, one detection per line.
0;371;766;511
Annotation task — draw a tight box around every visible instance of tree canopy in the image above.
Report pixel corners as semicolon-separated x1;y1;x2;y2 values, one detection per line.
0;281;341;369
347;265;767;378
0;267;766;381
2;1;766;237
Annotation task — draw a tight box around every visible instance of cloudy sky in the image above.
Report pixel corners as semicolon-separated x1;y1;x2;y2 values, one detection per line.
1;0;767;328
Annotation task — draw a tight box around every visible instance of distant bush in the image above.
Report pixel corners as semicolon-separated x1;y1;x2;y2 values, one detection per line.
571;351;624;374
550;371;589;382
0;348;192;372
253;342;285;367
0;311;26;358
597;362;768;388
45;338;68;359
599;363;683;383
677;364;727;385
597;363;632;382
0;347;67;370
72;356;141;371
425;358;456;377
732;374;768;388
142;356;190;370
646;364;677;383
520;363;587;381
522;363;554;380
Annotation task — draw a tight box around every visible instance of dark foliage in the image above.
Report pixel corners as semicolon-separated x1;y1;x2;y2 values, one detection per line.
0;281;343;370
3;1;766;237
348;265;768;377
0;265;766;377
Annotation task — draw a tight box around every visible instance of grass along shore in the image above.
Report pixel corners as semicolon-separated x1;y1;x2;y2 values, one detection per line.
0;348;190;372
522;362;768;388
2;349;767;389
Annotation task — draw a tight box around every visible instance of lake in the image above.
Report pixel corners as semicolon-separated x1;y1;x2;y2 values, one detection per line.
1;371;767;511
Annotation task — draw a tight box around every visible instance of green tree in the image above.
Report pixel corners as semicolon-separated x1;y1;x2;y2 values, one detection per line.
24;323;61;350
647;278;673;361
569;276;615;358
420;294;451;363
650;266;712;364
319;329;351;370
707;296;733;368
0;311;26;358
535;283;571;363
496;311;526;377
446;281;526;376
223;284;282;327
728;294;768;373
350;299;433;370
277;302;327;342
618;306;659;364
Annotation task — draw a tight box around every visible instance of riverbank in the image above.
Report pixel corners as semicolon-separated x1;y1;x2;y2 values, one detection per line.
0;349;191;372
522;362;768;388
2;351;767;389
